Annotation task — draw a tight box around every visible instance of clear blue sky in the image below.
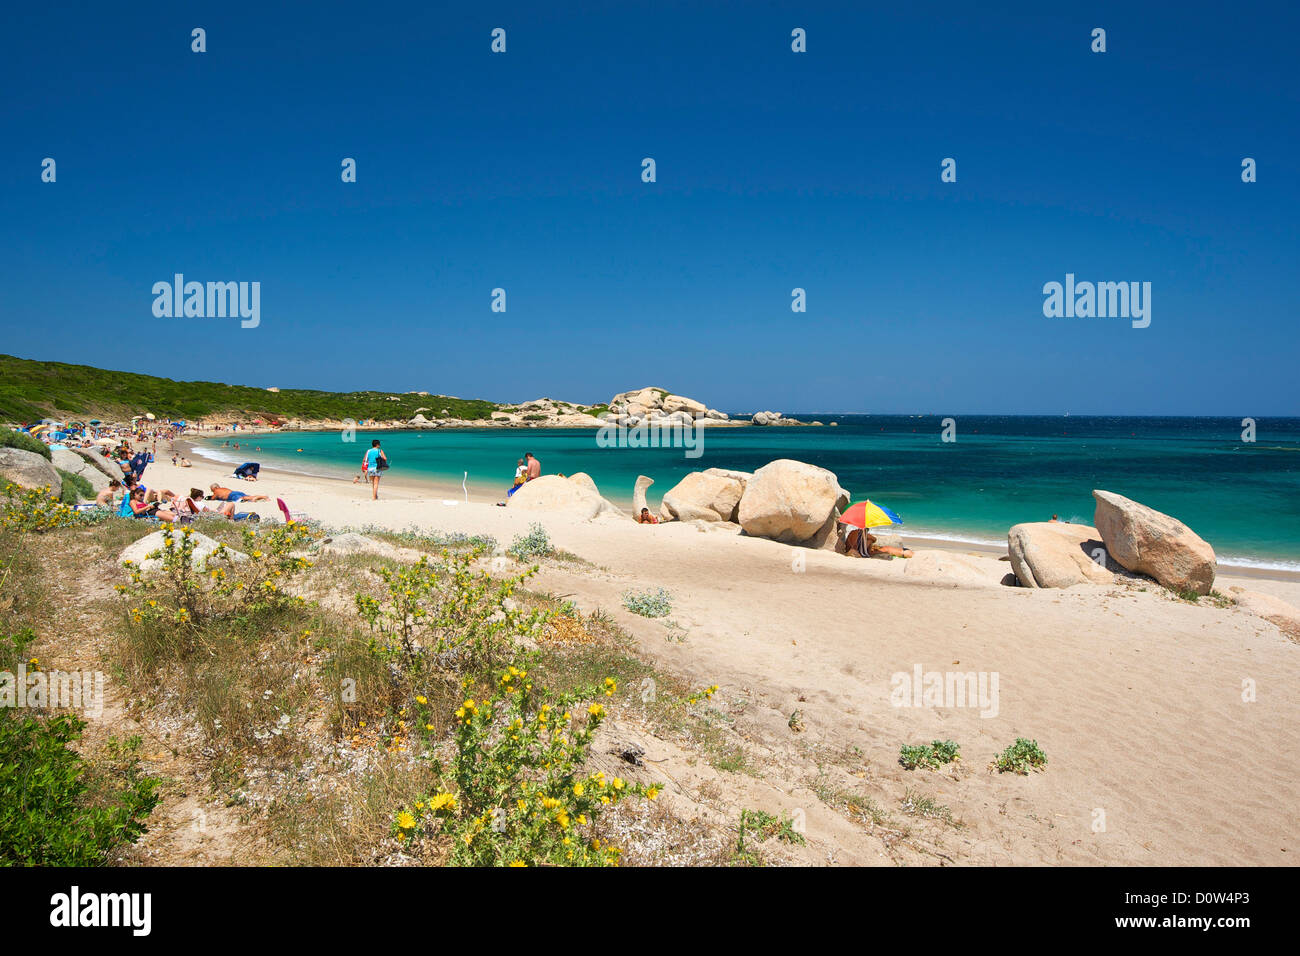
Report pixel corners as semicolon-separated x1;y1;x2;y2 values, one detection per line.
2;1;1296;414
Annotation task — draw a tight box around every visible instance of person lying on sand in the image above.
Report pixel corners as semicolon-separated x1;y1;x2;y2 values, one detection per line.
636;508;659;524
176;492;247;521
209;483;269;502
841;526;913;559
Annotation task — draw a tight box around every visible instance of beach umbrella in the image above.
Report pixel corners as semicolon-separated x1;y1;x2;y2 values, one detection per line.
838;499;904;530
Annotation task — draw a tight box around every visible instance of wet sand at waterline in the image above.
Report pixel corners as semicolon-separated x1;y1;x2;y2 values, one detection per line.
167;439;1298;865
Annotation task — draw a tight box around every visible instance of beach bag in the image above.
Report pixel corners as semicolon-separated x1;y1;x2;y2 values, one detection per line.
377;456;390;471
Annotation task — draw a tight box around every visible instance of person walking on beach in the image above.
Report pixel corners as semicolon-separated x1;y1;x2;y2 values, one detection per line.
364;439;387;500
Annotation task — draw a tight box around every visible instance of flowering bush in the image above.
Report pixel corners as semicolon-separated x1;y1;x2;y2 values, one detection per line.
119;522;317;629
355;550;550;673
394;667;656;866
0;483;80;534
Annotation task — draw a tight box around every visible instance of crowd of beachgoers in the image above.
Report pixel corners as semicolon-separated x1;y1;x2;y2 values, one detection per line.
9;417;284;525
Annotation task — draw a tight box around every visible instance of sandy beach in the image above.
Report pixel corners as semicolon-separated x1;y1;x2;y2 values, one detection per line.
166;436;1300;866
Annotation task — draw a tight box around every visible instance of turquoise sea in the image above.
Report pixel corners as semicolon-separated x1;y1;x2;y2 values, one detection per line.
198;415;1300;571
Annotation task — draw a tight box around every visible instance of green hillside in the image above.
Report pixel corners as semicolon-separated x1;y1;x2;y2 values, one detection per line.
0;354;500;424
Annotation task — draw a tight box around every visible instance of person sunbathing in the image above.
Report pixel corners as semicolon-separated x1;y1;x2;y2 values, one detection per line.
210;483;268;502
125;487;176;522
636;508;659;524
95;479;123;507
176;492;239;520
842;527;913;559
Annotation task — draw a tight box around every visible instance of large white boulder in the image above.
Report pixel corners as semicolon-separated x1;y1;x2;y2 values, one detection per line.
51;447;110;494
0;447;61;497
632;475;654;515
1007;521;1114;589
659;471;745;523
507;475;627;521
661;394;707;418
1093;490;1216;595
736;459;849;545
68;445;125;483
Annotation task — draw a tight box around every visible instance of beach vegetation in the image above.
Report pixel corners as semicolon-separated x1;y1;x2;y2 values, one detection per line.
994;737;1048;774
622;587;673;618
900;789;958;825
737;808;806;849
1;483;82;534
393;668;655;866
339;524;497;554
507;523;553;561
55;468;94;504
0;427;51;459
119;523;317;632
898;739;961;770
0;353;499;424
355;549;550;675
0;657;160;866
0;498;768;867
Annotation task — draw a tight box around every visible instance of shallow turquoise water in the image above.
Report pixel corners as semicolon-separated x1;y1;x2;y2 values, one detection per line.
199;415;1300;570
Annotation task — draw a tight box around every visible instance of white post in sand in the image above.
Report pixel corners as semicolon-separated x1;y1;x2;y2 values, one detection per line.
463;471;468;503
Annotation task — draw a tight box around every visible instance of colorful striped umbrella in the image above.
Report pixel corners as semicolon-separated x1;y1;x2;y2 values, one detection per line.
838;499;903;530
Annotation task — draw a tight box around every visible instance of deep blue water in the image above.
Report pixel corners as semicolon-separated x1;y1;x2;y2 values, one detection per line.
200;415;1300;570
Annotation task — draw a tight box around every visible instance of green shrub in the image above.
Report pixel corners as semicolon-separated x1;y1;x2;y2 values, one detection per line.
899;739;961;770
354;550;550;674
622;588;673;618
55;469;94;504
0;429;50;460
0;711;159;866
507;523;553;562
738;808;806;849
994;738;1047;774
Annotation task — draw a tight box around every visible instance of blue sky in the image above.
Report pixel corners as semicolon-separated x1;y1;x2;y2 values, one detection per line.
2;1;1297;414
